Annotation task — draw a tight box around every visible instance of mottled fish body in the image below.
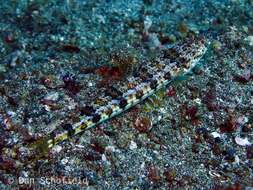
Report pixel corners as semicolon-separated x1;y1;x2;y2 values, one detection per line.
31;37;208;153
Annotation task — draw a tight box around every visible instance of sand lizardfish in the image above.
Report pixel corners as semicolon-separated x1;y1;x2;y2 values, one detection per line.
29;36;208;156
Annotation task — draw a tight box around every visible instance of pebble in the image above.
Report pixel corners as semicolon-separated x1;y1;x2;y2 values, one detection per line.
129;140;137;150
52;145;62;153
194;98;202;105
88;82;93;87
212;40;222;50
147;165;161;183
10;51;21;67
64;165;71;171
0;64;7;73
117;133;132;149
7;111;16;117
105;145;116;152
236;116;248;126
235;136;251;146
211;132;221;139
44;92;60;101
101;154;107;161
169;34;177;43
234;155;240;164
20;171;29;178
144;16;152;32
134;117;152;133
61;158;69;165
244;35;253;46
148;33;161;49
241;124;252;133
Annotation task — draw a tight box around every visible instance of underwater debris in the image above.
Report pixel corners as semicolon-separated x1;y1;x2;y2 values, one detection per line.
244;35;253;46
80;106;96;116
202;87;218;111
147;165;161;184
185;106;199;124
4;33;15;44
233;69;252;84
234;136;251;146
211;40;222;51
220;116;237;133
180;104;200;126
40;75;55;88
166;86;176;97
6;95;19;107
134;117;152;133
241;123;252;133
0;158;16;173
96;66;123;80
90;138;106;154
224;147;236;162
62;72;82;95
83;150;102;161
164;167;177;186
177;22;189;37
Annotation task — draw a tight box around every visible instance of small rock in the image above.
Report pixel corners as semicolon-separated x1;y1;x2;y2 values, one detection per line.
235;136;251;146
177;22;189;35
65;165;71;172
127;175;134;181
164;167;176;184
220;117;237;133
88;82;93;87
101;154;107;161
144;16;152;32
62;72;82;95
212;40;222;51
116;133;132;149
105;145;116;152
61;158;69;165
241;124;252;133
129;140;137;150
0;65;7;73
236;116;248;126
233;69;251;84
83;150;101;161
147;165;161;184
148;33;161;49
224;148;236;162
244;36;253;46
166;86;176;97
51;145;62;153
134;117;152;133
90;138;106;154
44;92;59;101
211;132;221;139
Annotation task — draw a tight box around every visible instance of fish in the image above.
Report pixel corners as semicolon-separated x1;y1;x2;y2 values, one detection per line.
28;36;208;158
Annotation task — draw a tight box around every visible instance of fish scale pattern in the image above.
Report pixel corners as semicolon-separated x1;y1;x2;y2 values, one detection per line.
32;36;208;153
